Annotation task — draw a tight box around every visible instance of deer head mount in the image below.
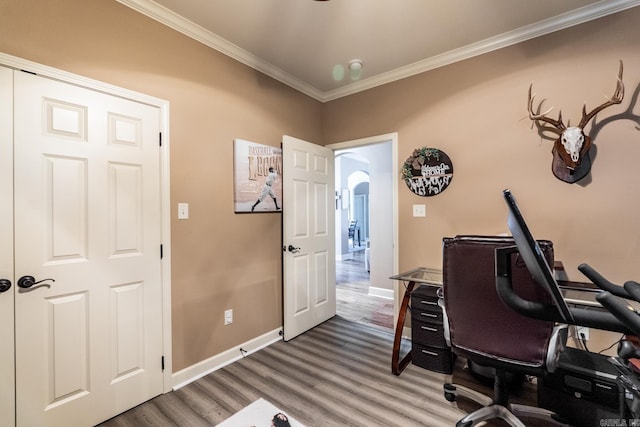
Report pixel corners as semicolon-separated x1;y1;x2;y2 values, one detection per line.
528;61;624;183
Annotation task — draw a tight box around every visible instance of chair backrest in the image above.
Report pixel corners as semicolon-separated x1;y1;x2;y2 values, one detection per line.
348;220;357;237
443;235;557;374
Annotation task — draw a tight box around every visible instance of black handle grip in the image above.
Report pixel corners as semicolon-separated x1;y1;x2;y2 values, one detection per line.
578;263;630;299
17;275;55;289
624;281;640;303
596;291;640;336
617;340;640;361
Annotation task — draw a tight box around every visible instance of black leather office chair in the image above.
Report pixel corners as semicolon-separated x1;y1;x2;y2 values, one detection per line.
442;235;570;427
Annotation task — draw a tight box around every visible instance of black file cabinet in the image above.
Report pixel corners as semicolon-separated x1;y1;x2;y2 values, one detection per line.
411;285;453;374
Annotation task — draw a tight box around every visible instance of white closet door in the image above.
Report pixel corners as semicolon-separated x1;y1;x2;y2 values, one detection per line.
13;70;164;427
0;65;15;427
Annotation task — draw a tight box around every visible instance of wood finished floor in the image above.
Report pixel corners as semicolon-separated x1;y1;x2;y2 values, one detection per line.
99;320;548;427
99;253;549;426
336;250;393;331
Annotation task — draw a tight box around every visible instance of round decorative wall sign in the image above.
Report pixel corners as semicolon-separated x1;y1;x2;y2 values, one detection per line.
402;147;454;197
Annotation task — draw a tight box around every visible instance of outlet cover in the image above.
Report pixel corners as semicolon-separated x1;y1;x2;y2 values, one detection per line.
412;204;426;217
178;203;189;219
224;309;233;325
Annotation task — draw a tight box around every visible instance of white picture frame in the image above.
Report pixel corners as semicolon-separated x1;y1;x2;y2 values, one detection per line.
233;139;282;213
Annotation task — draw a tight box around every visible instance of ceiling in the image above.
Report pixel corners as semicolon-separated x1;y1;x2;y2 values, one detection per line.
117;0;640;102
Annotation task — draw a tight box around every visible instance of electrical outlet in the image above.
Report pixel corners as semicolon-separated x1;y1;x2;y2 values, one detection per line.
576;326;589;341
224;309;233;325
412;204;426;217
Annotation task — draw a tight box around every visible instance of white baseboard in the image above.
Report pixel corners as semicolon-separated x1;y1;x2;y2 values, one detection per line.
368;286;394;300
171;327;283;390
336;252;352;261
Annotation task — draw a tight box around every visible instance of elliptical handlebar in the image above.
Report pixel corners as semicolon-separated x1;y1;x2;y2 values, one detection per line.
624;281;640;303
578;263;632;299
596;291;640;337
495;248;631;333
590;274;640;420
578;265;640;331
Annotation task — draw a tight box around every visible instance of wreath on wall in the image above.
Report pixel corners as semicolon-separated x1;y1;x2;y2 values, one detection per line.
402;147;454;197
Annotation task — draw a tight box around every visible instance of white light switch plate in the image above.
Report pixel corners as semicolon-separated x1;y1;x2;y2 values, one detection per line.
413;204;426;217
178;203;189;219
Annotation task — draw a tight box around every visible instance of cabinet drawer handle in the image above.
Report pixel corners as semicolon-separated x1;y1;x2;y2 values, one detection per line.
421;300;438;306
420;313;438;318
421;349;439;357
421;325;438;332
595;383;613;391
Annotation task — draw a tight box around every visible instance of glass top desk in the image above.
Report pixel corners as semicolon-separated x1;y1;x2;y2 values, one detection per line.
390;267;443;375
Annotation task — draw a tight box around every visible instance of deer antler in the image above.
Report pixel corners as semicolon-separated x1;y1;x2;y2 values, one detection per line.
528;83;565;135
578;60;624;129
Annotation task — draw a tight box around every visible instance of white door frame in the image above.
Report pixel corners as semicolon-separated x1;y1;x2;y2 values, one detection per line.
327;132;400;326
0;52;173;393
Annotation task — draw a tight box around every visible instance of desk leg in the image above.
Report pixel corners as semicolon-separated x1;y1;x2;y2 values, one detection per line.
392;280;415;375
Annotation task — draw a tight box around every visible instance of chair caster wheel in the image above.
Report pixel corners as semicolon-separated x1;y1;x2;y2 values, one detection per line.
443;383;457;402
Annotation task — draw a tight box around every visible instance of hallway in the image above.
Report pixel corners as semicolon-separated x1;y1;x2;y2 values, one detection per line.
336;250;393;330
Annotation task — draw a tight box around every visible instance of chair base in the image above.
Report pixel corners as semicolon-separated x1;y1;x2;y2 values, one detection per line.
444;383;571;427
467;360;525;389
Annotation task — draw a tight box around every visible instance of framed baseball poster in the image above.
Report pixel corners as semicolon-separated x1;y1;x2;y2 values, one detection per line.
233;139;283;213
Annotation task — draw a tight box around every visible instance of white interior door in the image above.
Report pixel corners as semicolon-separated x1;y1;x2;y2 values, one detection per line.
13;70;164;426
0;66;16;427
282;135;335;341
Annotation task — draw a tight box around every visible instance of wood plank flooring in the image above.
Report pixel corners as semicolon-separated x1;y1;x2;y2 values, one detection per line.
99;253;552;426
336;250;393;331
99;315;548;427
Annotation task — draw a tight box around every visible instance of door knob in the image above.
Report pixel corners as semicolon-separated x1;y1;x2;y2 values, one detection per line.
17;275;55;289
287;245;301;253
0;279;10;293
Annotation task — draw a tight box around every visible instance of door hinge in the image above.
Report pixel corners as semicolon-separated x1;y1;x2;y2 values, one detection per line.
161;356;165;371
159;132;162;147
160;244;163;259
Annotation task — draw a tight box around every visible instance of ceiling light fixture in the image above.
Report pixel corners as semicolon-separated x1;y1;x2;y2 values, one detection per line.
348;59;364;81
348;59;363;72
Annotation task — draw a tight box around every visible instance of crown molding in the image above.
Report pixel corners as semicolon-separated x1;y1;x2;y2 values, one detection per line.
117;0;640;103
115;0;324;101
322;0;640;101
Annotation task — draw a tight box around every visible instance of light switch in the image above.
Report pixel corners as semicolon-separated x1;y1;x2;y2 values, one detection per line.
412;204;426;217
178;203;189;219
